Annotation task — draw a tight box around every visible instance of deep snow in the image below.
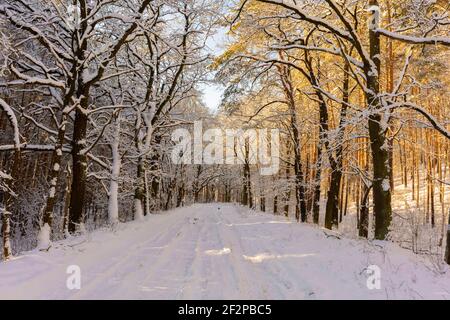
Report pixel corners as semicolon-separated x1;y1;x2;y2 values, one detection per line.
0;203;449;299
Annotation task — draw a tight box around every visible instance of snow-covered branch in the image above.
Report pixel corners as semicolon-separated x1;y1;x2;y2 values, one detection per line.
0;98;20;149
375;28;450;47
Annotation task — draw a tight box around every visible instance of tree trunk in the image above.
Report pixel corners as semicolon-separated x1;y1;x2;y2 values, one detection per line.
144;170;150;215
325;170;342;229
367;0;392;240
359;184;372;238
68;4;90;234
325;62;349;229
68;94;89;233
273;195;278;214
260;186;266;212
134;156;145;220
2;148;20;260
242;141;252;208
279;66;307;222
150;134;161;211
41;111;68;240
312;141;322;224
445;210;450;265
312;96;328;224
62;164;72;237
284;159;291;218
108;115;121;224
1;205;12;260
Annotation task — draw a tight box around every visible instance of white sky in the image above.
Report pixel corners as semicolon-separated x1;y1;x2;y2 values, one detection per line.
199;27;228;111
201;84;224;111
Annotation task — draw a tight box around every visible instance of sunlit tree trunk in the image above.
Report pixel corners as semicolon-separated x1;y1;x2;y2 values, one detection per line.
325;62;349;228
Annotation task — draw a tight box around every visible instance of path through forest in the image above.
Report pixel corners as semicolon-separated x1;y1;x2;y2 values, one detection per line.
0;204;449;299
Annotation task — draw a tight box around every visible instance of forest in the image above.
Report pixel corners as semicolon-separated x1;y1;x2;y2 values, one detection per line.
0;0;449;273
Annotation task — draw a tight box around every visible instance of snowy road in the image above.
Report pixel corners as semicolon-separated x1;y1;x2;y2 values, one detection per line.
0;203;449;299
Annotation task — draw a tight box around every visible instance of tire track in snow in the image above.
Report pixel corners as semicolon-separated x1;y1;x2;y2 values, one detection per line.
68;213;191;299
131;210;205;298
213;205;278;299
181;206;255;299
177;212;211;299
222;205;316;299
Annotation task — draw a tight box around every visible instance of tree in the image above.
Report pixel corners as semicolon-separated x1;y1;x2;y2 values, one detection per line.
0;98;21;260
230;0;450;239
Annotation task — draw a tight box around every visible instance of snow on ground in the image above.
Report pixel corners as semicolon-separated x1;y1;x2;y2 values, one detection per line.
0;203;449;299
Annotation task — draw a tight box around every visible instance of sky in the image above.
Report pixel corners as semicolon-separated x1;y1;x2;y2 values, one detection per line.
199;27;229;111
201;84;225;111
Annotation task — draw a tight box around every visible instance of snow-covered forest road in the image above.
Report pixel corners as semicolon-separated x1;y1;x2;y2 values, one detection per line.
0;204;449;300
